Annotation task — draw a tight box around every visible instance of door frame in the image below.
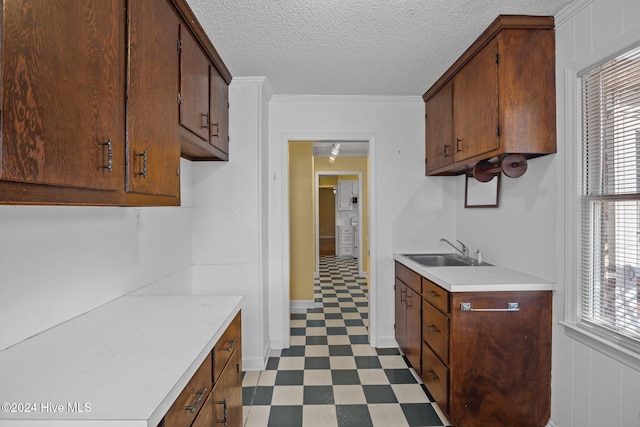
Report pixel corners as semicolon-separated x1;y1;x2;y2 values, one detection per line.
314;171;364;276
282;134;377;349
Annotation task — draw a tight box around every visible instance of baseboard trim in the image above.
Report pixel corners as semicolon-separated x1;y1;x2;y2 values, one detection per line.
546;420;560;427
290;300;322;314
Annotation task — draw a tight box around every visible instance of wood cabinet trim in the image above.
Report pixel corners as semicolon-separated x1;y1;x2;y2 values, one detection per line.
422;15;553;101
170;0;232;84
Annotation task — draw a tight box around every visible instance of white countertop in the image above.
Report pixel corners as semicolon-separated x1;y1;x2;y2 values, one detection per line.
0;295;243;427
393;253;554;292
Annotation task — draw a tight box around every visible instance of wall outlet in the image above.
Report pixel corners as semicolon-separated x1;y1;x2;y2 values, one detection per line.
133;209;143;232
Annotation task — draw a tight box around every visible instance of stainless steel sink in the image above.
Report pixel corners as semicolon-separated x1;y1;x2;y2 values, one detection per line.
405;253;491;267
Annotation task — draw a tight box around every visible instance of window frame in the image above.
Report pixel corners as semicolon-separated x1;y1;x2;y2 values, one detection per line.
562;40;640;372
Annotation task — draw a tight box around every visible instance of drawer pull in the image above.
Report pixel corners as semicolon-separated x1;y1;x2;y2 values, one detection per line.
216;399;228;425
400;288;407;303
186;387;207;413
427;324;440;334
460;302;519;312
222;338;237;352
100;139;113;172
426;290;440;298
425;369;439;381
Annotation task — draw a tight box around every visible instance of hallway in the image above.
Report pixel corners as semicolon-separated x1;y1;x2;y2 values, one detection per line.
242;257;450;426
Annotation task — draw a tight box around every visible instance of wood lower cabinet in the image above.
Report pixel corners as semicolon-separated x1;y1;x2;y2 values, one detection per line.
423;15;556;176
421;277;552;427
160;312;242;427
394;263;422;373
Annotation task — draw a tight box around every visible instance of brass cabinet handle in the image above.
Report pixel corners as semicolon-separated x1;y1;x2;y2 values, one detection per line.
443;144;449;158
186;387;207;413
455;138;462;152
201;113;210;128
212;122;220;138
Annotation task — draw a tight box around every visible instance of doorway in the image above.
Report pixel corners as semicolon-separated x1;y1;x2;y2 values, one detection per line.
314;171;365;278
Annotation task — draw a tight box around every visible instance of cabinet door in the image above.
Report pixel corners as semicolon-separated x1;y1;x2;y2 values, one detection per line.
425;81;454;173
210;66;229;158
405;285;422;373
453;38;499;161
1;0;125;191
337;181;353;210
212;349;243;427
394;280;406;350
127;0;181;199
179;25;210;142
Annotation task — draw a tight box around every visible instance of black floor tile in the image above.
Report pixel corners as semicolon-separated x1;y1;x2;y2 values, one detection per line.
268;405;303;427
344;319;364;326
385;368;417;384
305;356;331;370
306;319;326;327
281;346;305;357
325;313;343;319
327;327;348;335
401;403;444;426
329;345;354;356
242;386;256;406
291;327;306;336
275;370;305;385
303;385;335;405
306;336;328;345
266;357;279;370
354;356;382;369
331;369;361;385
336;404;373;427
251;386;274;405
349;335;369;344
362;384;398;404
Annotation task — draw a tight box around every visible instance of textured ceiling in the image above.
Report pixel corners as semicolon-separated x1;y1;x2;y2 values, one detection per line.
186;0;572;96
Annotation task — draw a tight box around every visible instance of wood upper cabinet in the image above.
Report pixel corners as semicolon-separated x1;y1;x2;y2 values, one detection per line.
452;38;499;162
423;15;556;176
178;21;231;161
0;0;126;204
0;0;231;206
425;81;454;173
127;0;181;203
179;26;211;143
209;66;230;158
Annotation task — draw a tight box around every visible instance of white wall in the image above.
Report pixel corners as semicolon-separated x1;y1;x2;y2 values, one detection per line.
0;160;194;351
551;1;640;426
189;77;272;371
449;0;640;425
267;96;457;350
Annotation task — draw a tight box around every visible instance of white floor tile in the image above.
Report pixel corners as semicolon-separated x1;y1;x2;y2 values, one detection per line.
304;369;333;385
391;384;431;403
303;405;338;427
271;385;304;405
333;385;367;404
368;403;410;427
329;356;357;370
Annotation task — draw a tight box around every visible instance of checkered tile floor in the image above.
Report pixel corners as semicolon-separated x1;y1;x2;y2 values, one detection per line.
242;256;450;427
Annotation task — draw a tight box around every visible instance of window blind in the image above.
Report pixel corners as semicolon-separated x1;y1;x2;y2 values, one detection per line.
580;44;640;352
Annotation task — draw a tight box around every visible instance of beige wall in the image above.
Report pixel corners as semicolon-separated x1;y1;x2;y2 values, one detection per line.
288;143;315;301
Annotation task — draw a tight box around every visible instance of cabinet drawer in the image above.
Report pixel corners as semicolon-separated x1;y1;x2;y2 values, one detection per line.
422;301;449;363
421;343;448;413
341;234;354;244
213;312;241;383
340;226;353;235
395;262;421;294
213;347;243;427
163;352;213;427
423;278;449;313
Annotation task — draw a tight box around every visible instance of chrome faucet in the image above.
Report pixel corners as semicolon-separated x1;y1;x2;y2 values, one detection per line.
440;238;469;259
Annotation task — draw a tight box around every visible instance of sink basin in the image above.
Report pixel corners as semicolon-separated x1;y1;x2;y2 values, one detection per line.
405;253;491;267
